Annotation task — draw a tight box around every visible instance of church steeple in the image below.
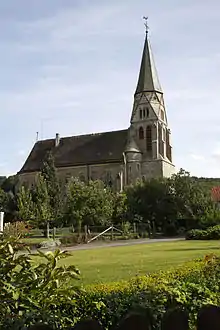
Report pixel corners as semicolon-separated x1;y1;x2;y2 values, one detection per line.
128;18;174;173
135;19;162;95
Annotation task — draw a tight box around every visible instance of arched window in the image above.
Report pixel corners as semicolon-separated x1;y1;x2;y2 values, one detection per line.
146;108;149;117
143;109;146;118
161;110;164;121
139;109;143;119
139;127;144;140
146;126;152;151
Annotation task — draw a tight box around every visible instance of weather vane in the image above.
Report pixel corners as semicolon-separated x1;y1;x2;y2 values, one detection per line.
143;16;149;33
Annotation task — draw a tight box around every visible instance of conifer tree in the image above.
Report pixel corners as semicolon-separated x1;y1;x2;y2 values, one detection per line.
41;152;61;224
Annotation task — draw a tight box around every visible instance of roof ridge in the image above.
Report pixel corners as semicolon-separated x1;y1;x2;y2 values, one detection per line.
37;128;128;143
19;129;129;174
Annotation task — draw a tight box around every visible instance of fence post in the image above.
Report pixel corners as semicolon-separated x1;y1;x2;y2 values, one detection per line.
52;227;56;240
133;223;136;233
0;212;4;233
111;225;114;241
84;225;88;243
46;222;50;239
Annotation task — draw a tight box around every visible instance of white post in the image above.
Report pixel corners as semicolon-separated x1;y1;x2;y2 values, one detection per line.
0;212;4;232
119;171;123;192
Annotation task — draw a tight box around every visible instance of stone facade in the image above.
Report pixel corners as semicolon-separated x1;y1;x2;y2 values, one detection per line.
18;28;175;190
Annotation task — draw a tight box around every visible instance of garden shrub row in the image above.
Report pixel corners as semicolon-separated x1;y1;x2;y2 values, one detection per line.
2;235;220;329
21;256;218;329
186;224;220;240
68;256;220;329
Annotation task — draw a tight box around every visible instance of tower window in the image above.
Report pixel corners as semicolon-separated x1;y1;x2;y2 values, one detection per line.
139;127;144;140
146;125;152;151
143;107;149;118
137;163;140;171
161;110;164;121
139;109;143;119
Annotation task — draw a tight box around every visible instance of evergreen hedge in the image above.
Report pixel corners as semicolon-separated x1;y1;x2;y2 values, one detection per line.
186;225;220;240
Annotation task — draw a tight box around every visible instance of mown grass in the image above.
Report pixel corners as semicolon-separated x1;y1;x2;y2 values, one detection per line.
22;237;49;244
57;240;220;285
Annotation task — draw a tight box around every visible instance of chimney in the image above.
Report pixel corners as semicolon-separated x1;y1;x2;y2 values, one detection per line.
55;133;60;147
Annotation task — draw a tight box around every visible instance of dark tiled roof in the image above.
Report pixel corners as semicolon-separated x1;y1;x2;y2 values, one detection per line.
19;129;128;174
135;33;162;95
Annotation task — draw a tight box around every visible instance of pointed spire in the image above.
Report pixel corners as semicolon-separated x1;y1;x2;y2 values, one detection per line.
135;19;162;95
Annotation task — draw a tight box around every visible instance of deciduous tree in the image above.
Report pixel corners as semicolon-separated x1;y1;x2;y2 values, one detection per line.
65;178;114;232
17;186;35;222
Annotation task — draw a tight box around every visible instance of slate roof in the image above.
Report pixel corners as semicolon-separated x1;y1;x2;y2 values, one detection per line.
135;32;162;95
19;129;128;174
125;136;141;153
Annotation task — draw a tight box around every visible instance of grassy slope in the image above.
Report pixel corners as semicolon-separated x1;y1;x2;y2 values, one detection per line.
58;240;220;285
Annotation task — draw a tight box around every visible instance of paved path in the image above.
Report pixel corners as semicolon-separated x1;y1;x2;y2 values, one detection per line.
32;237;184;254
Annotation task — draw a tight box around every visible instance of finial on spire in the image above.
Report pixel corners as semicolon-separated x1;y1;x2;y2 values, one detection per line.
143;16;149;34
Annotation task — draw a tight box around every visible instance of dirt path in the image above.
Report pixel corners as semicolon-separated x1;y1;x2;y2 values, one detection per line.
30;237;184;254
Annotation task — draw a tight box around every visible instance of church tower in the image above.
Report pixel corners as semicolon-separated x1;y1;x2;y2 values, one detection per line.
126;20;175;182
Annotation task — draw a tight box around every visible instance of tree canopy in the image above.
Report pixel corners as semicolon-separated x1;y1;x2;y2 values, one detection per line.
13;157;220;236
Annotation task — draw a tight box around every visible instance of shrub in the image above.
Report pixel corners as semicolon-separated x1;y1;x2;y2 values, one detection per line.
0;235;80;329
186;225;220;240
2;234;220;329
3;221;31;238
73;256;220;330
38;239;61;249
60;235;83;245
185;228;205;240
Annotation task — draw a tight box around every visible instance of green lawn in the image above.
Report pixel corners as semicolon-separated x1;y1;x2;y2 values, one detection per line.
23;237;48;244
58;240;220;285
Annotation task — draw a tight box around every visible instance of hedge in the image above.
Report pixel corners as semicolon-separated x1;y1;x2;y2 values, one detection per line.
50;256;220;329
2;240;220;330
186;225;220;240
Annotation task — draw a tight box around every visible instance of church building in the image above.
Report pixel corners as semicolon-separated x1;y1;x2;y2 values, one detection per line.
18;24;175;190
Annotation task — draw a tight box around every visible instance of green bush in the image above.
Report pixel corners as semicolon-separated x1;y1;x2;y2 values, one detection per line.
2;235;220;329
38;239;61;249
60;234;84;245
3;221;31;238
185;228;205;240
0;236;80;329
73;256;220;329
186;225;220;240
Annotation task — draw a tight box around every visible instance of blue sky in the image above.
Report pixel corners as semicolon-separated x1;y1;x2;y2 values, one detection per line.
0;0;220;177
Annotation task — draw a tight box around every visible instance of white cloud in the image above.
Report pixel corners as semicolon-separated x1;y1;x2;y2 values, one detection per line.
190;154;205;161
